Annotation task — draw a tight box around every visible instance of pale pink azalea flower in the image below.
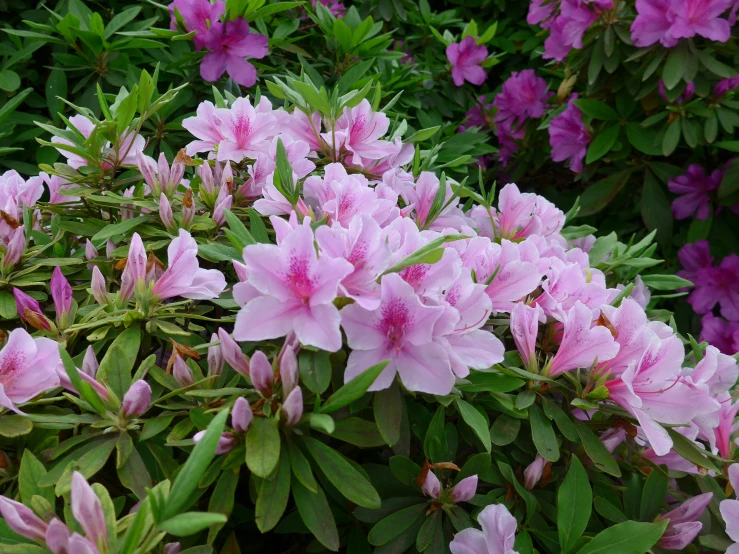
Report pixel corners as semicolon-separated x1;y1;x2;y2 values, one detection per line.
71;472;107;549
55;360;110;402
341;273;454;395
315;215;390;310
548;301;619;376
401;172;469;231
449;503;519;554
233;223;353;352
686;345;739;397
243;135;316;197
0;170;43;243
0;328;60;413
479;240;542;313
216;97;277;162
287;110;324;153
201;19;268;87
422;472;478;503
329;100;399;167
494;183;565;240
446;36;488;87
720;465;739;554
510;302;543;369
30;172;78;204
182;101;226;156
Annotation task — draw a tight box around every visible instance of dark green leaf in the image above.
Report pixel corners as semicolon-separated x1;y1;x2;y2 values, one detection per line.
558;456;592;554
245;417;281;478
318;360;388;413
575;520;667;554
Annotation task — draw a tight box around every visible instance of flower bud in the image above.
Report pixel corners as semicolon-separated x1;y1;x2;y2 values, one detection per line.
232;260;249;281
71;472;107;549
199;162;215;196
173;354;195;388
421;471;441;499
232;397;253;433
159;193;176;232
55;363;110;402
13;288;51;331
51;266;72;324
181;189;195;229
0;497;48;541
217;328;250;377
250;350;273;394
164;543;182;554
524;455;547;490
81;346;99;377
157;153;170;194
136;150;158;194
451;475;478;503
85;239;98;261
91;266;110;306
167;150;187;195
45;518;72;554
3;225;26;269
213;192;232;227
68;533;99;554
193;430;235;454
106;239;115;258
122;380;152;417
282;386;303;426
279;344;298;395
207;332;224;376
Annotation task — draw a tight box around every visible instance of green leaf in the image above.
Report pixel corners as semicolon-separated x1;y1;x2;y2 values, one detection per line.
579;170;634;217
331;417;386;447
165;408;229;519
530;404;559;462
541;397;578;442
18;450;54;508
292;475;339;551
286;438;317;492
574;99;620;121
662;119;681;156
640;274;692;290
303;436;381;509
666;427;720;472
318;360;388;414
575;520;668;554
574;421;621;477
416;509;442;552
117;443;152;500
640;467;667;521
0;88;32;127
368;503;427;546
663;46;687;90
714;140;739;152
246;417;281;478
0;70;20;92
158;512;227;536
0;415;33;438
406;126;440;143
641;171;673;247
558;456;592;554
456;399;491;452
223;209;257;251
423;406;448;463
91;216;151;242
255;452;291;532
490;414;521;446
586;125;620;164
458;372;525;393
374;381;402;446
718;158;739;198
45;71;67;122
298;350;332;394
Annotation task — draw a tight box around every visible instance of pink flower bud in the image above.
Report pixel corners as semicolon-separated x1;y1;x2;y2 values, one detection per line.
524;455;547;490
4;225;26;268
213;193;233;226
207;333;224;376
164;543;182;554
85;240;98;261
421;471;441;499
81;346;99;377
282;386;303;426
13;288;51;331
0;497;48;541
106;239;115;258
159;193;176;232
136;150;158;194
173;355;195;388
451;475;478;503
119;233;147;302
91;266;110;306
193;430;235;454
71;472;107;548
55;363;110;402
217;328;250;377
45;518;72;554
51;267;72;322
199;162;215;195
279;345;298;395
157;153;170;193
216;160;233;190
600;427;627;453
232;260;249;281
122;380;152;417
168;150;186;195
232;397;253;433
67;533;99;554
250;350;273;393
181;189;195;229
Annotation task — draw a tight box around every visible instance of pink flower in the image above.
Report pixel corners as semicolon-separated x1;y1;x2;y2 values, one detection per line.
173;354;195;387
151;230;227;300
658;493;713;550
494;70;551;129
670;0;733;42
0;328;60;413
528;0;556;27
720;465;739;553
677;240;713;284
548;301;619;376
668;164;721;220
82;346;99;378
217;328;250;377
51;267;73;323
449;504;518;554
52;115;145;169
700;313;739;354
331;100;399;167
233;223;353;352
495;183;565;240
207;332;224;376
631;0;678;46
341;273;453;395
215;97;276;162
169;0;225;50
510;303;543;369
122;380;152;417
549;94;591;173
422;470;441;498
31;172;78;204
446;36;488;87
0;496;48;541
201;19;268;87
451;475;478;503
182;101;226;156
3;226;25;269
71;472;107;549
250;350;274;393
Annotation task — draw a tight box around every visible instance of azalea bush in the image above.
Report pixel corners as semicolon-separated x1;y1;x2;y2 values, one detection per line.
0;59;738;554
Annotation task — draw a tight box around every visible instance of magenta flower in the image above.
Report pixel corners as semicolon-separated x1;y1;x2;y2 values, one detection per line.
312;0;346;16
341;273;453;395
169;0;224;49
700;313;739;354
715;75;739;98
688;255;739;320
201;19;268;88
631;0;678;47
668;164;721;220
549;94;591;173
0;328;59;412
331;100;399;167
528;0;556;27
548;301;619;376
659;80;695;104
543;0;607;61
449;504;519;554
677;240;713;284
446;36;488;87
658;493;713;550
215;97;276;162
494;70;551;129
233;223;353;352
670;0;733;42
